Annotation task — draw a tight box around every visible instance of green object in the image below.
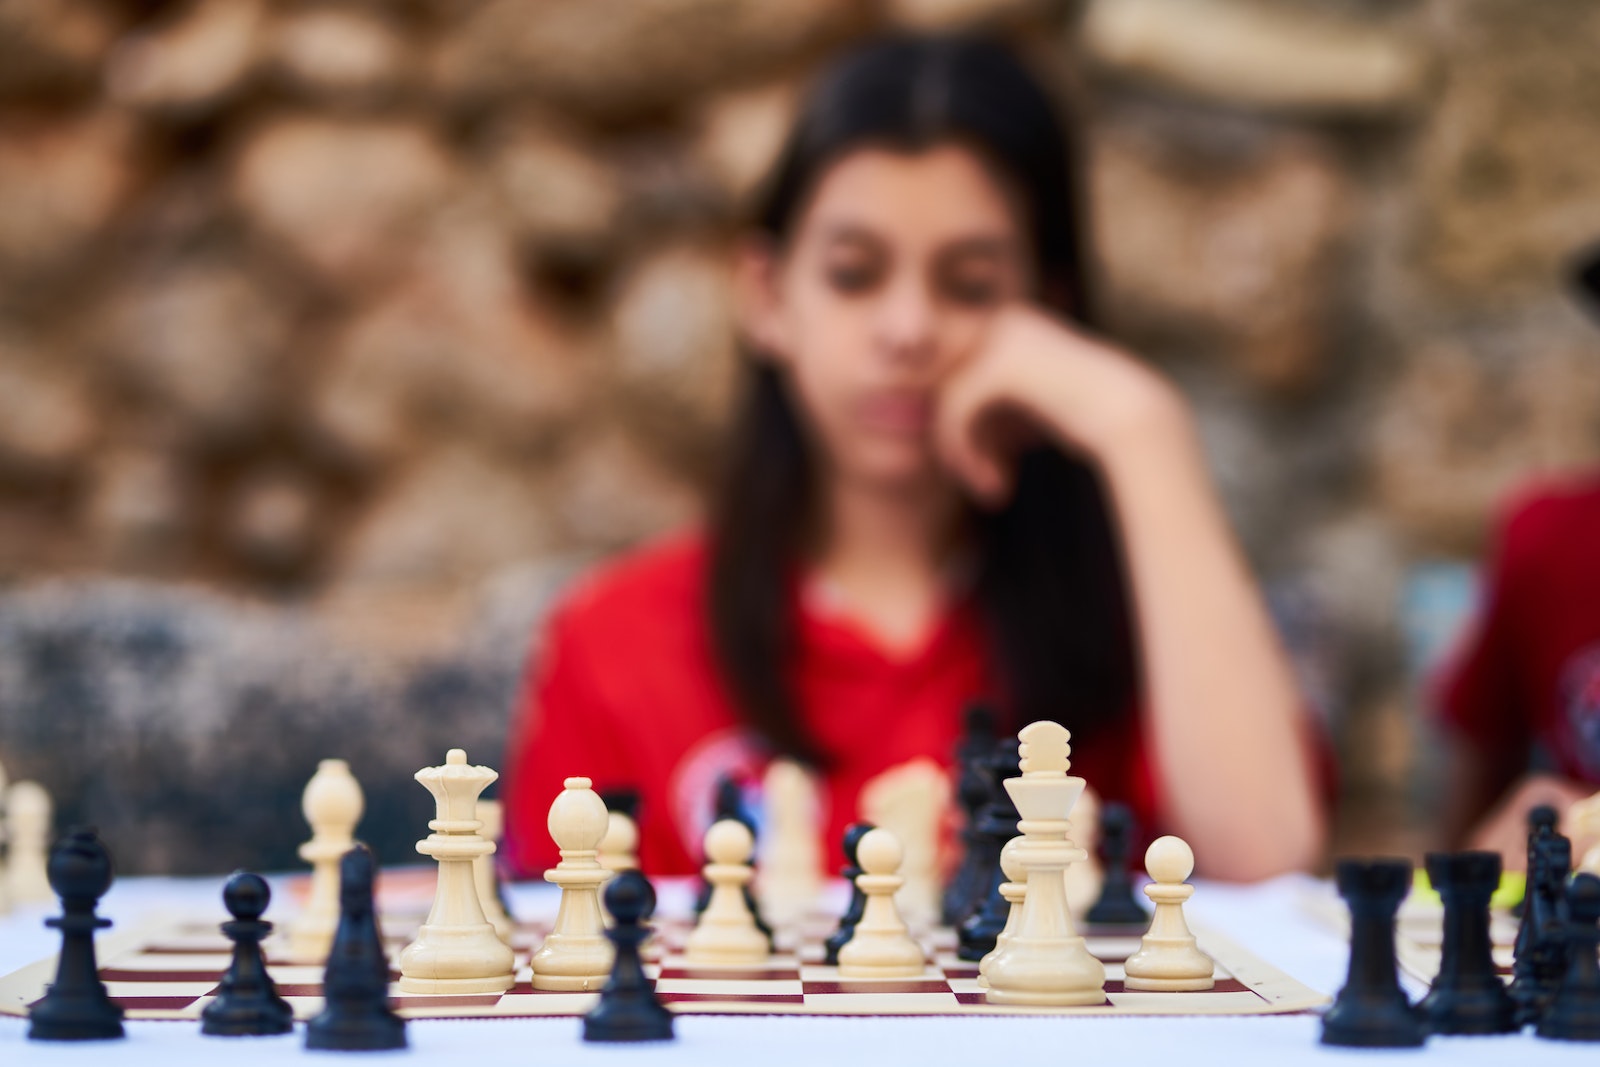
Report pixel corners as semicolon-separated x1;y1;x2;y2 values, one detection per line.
1411;867;1526;911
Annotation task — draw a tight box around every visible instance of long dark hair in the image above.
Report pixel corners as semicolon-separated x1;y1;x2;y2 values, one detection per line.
707;33;1137;765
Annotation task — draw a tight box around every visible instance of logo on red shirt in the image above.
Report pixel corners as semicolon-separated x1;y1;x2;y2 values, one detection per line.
1560;643;1600;780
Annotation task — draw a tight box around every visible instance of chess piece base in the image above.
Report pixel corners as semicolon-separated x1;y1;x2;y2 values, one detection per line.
1123;975;1215;992
305;1012;408;1052
1318;1001;1427;1048
28;999;125;1043
396;973;515;995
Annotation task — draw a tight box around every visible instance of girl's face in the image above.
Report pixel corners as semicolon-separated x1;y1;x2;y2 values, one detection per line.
740;143;1033;495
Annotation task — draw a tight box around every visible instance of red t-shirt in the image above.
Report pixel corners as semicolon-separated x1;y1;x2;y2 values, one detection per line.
500;533;1159;878
1433;476;1600;787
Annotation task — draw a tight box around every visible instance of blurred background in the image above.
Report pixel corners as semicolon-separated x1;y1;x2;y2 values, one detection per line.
0;0;1597;874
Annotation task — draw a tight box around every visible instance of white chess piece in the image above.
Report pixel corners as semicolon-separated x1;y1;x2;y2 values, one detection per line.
474;799;515;943
837;828;926;978
7;781;53;906
1064;784;1103;913
399;750;515;993
685;819;770;964
288;759;364;963
598;808;640;873
984;721;1106;1006
759;759;821;928
1123;835;1215;991
529;777;614;990
977;836;1026;989
860;759;949;928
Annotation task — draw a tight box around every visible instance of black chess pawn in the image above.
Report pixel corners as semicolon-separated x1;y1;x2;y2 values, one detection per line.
941;703;997;927
201;871;294;1037
1086;802;1150;927
304;845;407;1052
957;737;1021;961
1419;851;1517;1034
583;870;675;1043
825;822;875;965
1535;873;1600;1042
28;827;125;1042
1320;858;1427;1048
1511;806;1559;920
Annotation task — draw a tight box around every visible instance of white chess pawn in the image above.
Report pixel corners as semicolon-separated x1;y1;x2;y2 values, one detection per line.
288;759;364;963
838;828;926;978
399;749;515;993
7;780;53;905
529;777;614;990
1123;835;1215;991
474;799;515;943
977;836;1026;989
685;819;770;964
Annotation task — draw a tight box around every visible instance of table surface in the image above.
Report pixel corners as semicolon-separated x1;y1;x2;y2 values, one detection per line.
0;872;1592;1065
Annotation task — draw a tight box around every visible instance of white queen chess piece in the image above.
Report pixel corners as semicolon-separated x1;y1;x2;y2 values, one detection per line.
398;749;515;994
288;759;364;963
529;777;614;990
1123;835;1216;991
983;721;1106;1006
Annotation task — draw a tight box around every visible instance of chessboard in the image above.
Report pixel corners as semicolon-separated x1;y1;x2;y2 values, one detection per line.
0;909;1327;1021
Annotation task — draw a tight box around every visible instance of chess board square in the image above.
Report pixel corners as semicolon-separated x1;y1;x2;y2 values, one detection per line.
393;994;507;1015
657;965;801;982
798;964;944;984
659;992;805;1005
655;978;804;996
264;965;325;985
101;952;230;975
485;992;598;1016
281;997;325;1021
803;979;952;995
655;953;801;974
101;981;217;1003
803;992;962;1012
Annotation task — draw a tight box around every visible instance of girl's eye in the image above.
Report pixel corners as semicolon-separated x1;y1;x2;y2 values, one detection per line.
944;276;1002;307
827;263;880;294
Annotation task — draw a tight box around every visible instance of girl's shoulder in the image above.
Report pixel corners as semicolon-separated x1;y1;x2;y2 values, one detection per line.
549;530;709;642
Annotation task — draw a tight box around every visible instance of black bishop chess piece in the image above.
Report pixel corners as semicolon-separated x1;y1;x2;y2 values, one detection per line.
1418;851;1517;1034
1513;832;1574;1025
1086;802;1150;927
304;844;407;1052
583;869;675;1043
941;703;997;927
1536;872;1600;1042
824;822;875;966
1319;858;1428;1048
201;871;294;1037
28;827;126;1042
957;737;1021;962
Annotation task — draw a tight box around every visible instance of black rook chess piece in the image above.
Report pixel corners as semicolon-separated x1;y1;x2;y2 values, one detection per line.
825;822;875;966
957;737;1021;961
304;845;407;1052
1535;873;1600;1042
1319;858;1427;1048
201;871;294;1037
1086;802;1150;927
1418;851;1517;1034
583;870;675;1043
28;827;126;1042
941;703;997;927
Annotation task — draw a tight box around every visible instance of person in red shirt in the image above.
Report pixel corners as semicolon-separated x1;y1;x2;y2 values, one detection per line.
503;34;1327;882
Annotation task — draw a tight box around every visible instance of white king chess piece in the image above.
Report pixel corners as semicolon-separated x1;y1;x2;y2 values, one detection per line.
399;749;515;993
983;720;1106;1006
288;759;364;963
529;777;614;990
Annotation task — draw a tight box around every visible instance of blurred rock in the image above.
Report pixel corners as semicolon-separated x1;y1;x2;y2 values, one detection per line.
1082;0;1429;116
104;0;265;117
86;446;189;572
268;6;414;108
486;116;623;262
231;115;457;289
434;0;864;121
0;0;116;100
0;340;95;480
552;426;700;550
692;81;799;204
225;466;319;581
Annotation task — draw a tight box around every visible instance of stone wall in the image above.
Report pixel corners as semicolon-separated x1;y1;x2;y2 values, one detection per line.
1;0;1598;871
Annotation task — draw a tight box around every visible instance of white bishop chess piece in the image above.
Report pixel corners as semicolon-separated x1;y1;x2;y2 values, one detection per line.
398;749;515;993
529;777;614;990
1123;835;1215;991
837;828;926;978
288;759;364;963
685;819;770;964
983;720;1106;1006
7;780;54;906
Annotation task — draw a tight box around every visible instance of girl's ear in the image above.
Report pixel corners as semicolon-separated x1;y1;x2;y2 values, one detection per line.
734;236;790;364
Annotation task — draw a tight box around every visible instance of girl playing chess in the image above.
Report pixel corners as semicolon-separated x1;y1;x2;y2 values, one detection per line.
503;32;1329;882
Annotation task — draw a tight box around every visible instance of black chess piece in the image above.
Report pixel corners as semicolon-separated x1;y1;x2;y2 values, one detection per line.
583;870;675;1043
957;737;1021;961
1086;802;1150;927
1512;817;1569;1023
1418;851;1517;1034
201;872;294;1037
824;822;875;965
304;845;407;1052
1535;873;1600;1042
1319;858;1427;1048
28;827;125;1042
1512;806;1559;921
941;703;997;927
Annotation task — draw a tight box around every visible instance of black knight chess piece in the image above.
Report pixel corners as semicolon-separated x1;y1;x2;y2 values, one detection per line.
1086;802;1150;927
201;871;294;1037
583;870;675;1043
28;827;125;1042
957;737;1021;961
1418;851;1517;1034
1319;858;1427;1048
1535;873;1600;1042
941;703;997;927
1513;833;1574;1025
304;845;407;1052
1512;806;1559;920
825;822;875;965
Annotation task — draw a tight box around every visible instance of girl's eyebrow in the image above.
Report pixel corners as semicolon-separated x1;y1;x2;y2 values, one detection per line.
938;235;1017;259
